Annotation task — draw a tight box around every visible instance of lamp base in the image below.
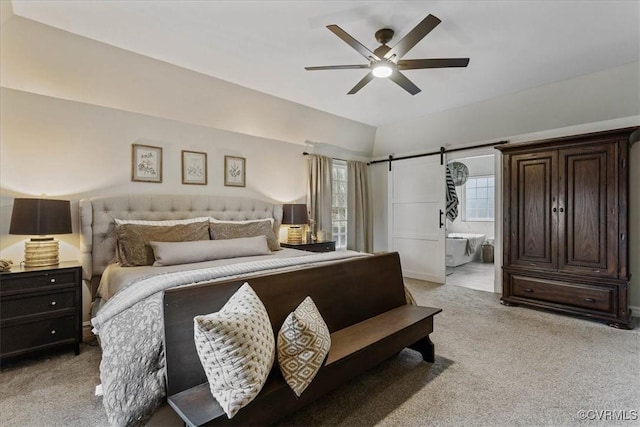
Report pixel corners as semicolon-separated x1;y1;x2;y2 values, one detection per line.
286;226;303;244
24;238;60;268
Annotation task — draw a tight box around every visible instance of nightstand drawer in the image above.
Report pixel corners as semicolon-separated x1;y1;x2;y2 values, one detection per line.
310;242;335;252
281;241;336;252
1;315;76;357
1;271;77;293
1;290;76;319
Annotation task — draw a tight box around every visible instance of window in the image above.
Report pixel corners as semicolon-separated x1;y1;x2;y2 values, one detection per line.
464;176;495;221
332;160;347;249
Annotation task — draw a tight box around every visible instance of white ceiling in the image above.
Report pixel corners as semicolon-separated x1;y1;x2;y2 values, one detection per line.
9;0;640;127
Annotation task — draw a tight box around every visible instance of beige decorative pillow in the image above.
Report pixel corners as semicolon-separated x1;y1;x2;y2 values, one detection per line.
277;296;331;397
150;236;270;266
194;283;275;419
114;221;210;266
209;219;280;251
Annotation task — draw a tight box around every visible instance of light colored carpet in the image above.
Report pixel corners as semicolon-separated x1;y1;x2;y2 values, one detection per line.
1;279;638;426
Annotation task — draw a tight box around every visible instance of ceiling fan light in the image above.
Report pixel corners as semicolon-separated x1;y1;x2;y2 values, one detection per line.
372;64;393;78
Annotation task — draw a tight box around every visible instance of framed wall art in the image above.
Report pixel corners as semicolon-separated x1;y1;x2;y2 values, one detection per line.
182;150;207;185
132;143;162;183
224;155;246;187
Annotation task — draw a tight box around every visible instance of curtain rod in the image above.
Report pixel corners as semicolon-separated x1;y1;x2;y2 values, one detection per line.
302;152;348;162
369;140;509;170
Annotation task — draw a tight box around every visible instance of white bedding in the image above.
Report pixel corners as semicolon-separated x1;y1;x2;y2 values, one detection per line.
97;247;310;300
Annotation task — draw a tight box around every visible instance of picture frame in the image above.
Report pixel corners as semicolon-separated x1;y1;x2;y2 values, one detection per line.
181;150;207;185
224;155;246;187
132;144;162;183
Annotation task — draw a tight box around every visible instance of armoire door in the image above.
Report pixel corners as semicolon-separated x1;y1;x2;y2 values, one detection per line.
558;142;617;277
509;150;558;270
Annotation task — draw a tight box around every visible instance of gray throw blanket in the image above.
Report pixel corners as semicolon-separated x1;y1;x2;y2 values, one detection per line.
92;251;366;426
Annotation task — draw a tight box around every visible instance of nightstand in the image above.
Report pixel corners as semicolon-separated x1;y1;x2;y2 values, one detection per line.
0;261;82;364
281;241;336;253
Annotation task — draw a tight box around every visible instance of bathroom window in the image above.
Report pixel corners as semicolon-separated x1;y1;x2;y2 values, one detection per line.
464;176;495;221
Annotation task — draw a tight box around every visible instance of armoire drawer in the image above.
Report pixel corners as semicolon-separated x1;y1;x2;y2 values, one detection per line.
510;275;614;313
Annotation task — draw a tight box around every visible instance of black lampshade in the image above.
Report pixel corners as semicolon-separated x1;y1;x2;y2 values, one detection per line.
282;204;309;225
9;198;72;236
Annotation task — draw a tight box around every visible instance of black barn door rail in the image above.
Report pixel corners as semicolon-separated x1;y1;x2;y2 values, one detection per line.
369;140;509;170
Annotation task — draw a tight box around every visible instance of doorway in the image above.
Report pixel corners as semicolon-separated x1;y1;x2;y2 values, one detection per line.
445;154;496;292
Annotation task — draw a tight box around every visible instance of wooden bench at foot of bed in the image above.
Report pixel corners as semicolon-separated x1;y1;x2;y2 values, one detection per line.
163;252;442;427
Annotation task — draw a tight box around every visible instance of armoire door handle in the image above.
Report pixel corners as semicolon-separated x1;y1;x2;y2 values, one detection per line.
552;207;557;213
439;210;444;228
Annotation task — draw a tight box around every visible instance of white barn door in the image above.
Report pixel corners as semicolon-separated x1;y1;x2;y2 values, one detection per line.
388;156;446;283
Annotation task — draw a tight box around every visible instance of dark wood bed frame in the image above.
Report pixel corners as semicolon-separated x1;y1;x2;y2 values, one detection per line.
163;252;441;426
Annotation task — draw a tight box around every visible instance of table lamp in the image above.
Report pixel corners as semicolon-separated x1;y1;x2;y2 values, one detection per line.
282;204;309;244
9;198;72;267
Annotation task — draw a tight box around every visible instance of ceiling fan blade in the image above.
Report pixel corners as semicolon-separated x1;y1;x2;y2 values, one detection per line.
305;64;370;71
347;72;375;95
327;24;380;61
384;14;441;60
389;70;421;95
397;58;470;70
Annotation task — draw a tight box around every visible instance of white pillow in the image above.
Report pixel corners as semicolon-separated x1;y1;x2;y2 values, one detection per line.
194;283;275;418
114;216;211;226
277;296;331;397
150;236;270;266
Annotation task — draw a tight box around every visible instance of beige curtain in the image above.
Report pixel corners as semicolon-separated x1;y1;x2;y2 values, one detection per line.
307;154;333;241
347;160;372;252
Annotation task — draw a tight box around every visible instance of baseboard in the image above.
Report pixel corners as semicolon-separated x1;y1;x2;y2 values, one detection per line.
402;269;443;285
630;305;639;318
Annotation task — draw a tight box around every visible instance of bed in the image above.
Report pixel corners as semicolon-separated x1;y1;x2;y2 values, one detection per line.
79;194;366;426
445;232;486;267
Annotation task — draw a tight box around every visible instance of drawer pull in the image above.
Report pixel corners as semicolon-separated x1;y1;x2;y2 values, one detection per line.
523;288;534;293
50;278;56;283
584;298;596;303
50;301;57;306
51;330;56;335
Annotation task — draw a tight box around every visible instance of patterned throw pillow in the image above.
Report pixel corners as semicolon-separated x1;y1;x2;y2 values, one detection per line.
115;221;210;266
277;297;331;397
194;283;275;419
209;219;281;251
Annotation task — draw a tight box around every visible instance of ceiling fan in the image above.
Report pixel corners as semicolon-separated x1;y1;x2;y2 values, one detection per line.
305;14;469;95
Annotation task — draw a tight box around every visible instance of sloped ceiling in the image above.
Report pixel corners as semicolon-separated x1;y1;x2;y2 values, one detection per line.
8;0;640;127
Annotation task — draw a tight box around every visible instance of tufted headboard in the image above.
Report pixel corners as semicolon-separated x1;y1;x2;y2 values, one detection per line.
79;194;283;297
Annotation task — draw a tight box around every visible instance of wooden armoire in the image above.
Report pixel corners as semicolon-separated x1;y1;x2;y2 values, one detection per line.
497;128;636;329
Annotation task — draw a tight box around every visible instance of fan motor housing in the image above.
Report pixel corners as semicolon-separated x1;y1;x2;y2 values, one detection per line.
375;28;394;45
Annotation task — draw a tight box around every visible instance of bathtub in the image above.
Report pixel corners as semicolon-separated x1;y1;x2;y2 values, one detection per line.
446;233;486;267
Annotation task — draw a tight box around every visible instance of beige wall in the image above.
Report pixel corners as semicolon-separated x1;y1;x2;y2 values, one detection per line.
0;15;376;153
